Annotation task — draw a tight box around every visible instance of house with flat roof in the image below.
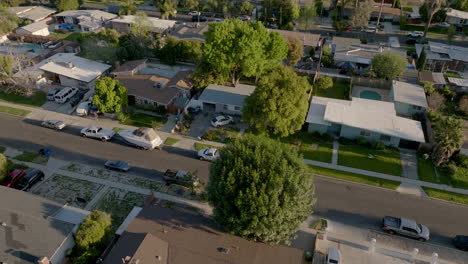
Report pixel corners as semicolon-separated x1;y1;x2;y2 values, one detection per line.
111;59;147;77
54;10;117;32
390;80;428;117
102;205;307;264
170;23;209;42
0;186;89;264
111;15;176;34
415;41;468;73
40;53;111;89
9;6;56;22
16;20;50;36
445;8;468;27
306;96;425;148
193;84;256;114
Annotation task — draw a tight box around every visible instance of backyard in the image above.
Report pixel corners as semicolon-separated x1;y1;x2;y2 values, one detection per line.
120;113;168;129
338;144;402;176
315;80;350;100
0;89;47;107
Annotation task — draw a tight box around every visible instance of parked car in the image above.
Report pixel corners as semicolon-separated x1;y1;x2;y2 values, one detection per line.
361;26;376;33
211;115;234;127
326;248;341;264
58;23;73;30
14;169;44;191
191;15;208;22
188;11;201;16
47;41;61;49
407;31;423;38
437;22;450;28
80;127;115;141
453;235;468;251
104;160;131;172
54;87;78;103
382;216;430;241
41;120;66;130
69;89;89;107
2;169;27;187
197;148;220;161
76;101;91;116
237;15;251;21
47;88;62;101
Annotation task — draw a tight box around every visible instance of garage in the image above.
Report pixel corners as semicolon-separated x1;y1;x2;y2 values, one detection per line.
203;102;216;112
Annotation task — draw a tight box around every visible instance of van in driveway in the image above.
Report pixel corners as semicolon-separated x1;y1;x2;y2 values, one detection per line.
55;87;78;103
47;88;62;100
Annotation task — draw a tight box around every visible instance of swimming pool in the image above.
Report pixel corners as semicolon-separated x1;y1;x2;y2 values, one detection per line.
360;90;382;101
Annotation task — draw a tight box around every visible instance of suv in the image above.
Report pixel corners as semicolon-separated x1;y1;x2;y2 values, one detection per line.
326;248;341;264
2;169;27;187
14;169;44;191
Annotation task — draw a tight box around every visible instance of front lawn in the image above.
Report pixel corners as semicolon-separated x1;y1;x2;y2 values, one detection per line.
14;152;49;165
298;134;333;163
437;166;468;189
119;113;168;129
194;142;220;151
0;89;47;107
164;137;180;146
315;80;350;99
422;187;468;205
0;105;31;117
338;144;402;176
417;154;437;182
308;165;401;190
201;127;241;143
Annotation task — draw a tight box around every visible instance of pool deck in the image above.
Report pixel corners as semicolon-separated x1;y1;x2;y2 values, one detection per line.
352;85;390;101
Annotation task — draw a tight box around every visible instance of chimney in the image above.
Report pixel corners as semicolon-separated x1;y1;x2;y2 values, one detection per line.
37;257;50;264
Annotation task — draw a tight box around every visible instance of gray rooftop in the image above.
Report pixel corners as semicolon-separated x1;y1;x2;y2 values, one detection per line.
17;20;49;33
0;186;76;264
426;41;468;63
199;84;256;107
392;80;428;108
54;9;117;20
9;6;56;22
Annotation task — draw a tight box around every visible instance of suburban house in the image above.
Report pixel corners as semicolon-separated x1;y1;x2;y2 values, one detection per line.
306;96;426;148
192;84;256;114
0;186;89;264
343;4;401;22
445;8;468;27
268;29;321;54
170;23;209;42
8;5;56;22
111;59;148;77
16;20;50;36
447;77;468;93
415;41;468;73
40;53;111;89
418;71;447;89
102;205;307;264
114;71;193;113
390;80;428;117
331;37;406;71
111;15;177;34
54;10;117;32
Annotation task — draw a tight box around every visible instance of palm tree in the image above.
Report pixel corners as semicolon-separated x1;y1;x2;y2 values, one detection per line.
422;0;447;39
431;115;463;166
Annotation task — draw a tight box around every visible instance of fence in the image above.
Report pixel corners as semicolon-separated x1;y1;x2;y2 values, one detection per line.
350;77;392;90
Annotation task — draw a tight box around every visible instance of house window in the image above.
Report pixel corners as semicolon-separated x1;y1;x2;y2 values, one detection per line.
234;106;241;111
412;105;422;110
223;105;228;110
360;130;371;137
380;135;391;141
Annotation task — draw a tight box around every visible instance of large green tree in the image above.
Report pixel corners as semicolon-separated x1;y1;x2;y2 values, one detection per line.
240;1;254;14
195;19;288;86
261;0;300;29
56;0;80;11
0;7;19;35
452;0;468;10
299;3;316;30
0;55;13;81
157;37;201;65
351;0;374;28
208;135;315;244
370;53;407;79
243;66;311;137
75;210;112;250
92;77;128;113
420;0;447;38
287;37;303;65
154;0;178;19
430;113;463;166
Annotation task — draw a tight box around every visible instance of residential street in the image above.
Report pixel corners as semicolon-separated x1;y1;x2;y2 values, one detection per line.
1;113;468;250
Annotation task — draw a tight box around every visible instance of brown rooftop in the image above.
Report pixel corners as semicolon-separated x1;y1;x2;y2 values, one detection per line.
418;72;447;85
103;206;306;264
113;59;147;74
116;74;180;105
268;29;321;47
166;70;194;90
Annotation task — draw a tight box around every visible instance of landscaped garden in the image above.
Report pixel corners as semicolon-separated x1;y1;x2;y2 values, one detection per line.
279;132;334;163
202;127;241;143
0;89;47;107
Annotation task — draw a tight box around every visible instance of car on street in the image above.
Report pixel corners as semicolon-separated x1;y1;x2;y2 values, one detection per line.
237;15;251;21
326;248;341;264
2;169;27;187
41;120;66;130
80;127;115;141
104;160;131;172
14;169;44;191
47;88;62;100
437;22;450;28
191;15;208;22
361;26;376;33
382;216;430;241
211;115;234;127
188;11;200;16
407;31;424;38
453;235;468;251
69;89;89;107
197;148;220;161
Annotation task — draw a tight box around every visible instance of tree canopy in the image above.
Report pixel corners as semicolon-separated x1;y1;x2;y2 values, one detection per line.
452;0;468;10
240;1;254;14
92;77;128;113
0;8;19;35
298;3;316;30
75;210;112;250
154;0;178;19
156;37;201;65
315;76;333;90
207;135;315;244
351;0;373;28
243;66;311;137
56;0;80;11
287;37;303;65
370;53;407;79
430;113;463;166
0;55;13;81
261;0;300;29
194;19;288;87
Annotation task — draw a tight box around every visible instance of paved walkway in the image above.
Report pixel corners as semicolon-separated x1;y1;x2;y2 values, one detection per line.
399;149;418;180
331;140;339;165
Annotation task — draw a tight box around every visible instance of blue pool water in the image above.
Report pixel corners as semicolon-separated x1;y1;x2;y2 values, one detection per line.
360;90;382;101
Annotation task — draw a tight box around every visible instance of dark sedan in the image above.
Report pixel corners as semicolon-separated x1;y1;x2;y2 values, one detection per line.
14;169;45;191
453;235;468;251
104;160;131;172
70;89;89;107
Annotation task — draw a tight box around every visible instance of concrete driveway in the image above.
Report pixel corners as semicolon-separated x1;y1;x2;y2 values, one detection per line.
187;112;247;138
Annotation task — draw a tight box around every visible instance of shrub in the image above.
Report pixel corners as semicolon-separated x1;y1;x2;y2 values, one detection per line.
453;154;468;168
0;154;7;180
116;112;129;122
74;210;112;251
320;133;334;142
312;131;322;138
441;86;456;100
372;141;385;150
338;137;355;145
459;95;468;116
421;81;435;95
356;136;368;146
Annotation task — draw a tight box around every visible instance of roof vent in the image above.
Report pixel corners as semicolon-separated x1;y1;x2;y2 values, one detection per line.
66;62;75;69
1;222;6;227
217;247;230;254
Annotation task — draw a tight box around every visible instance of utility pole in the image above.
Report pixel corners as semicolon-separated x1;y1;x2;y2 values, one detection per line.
308;37;326;102
375;0;384;33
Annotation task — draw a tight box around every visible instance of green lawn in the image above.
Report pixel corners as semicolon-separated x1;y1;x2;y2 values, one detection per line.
308;165;401;190
14;152;49;165
120;113;168;129
417;154;438;182
164;137;180;146
194;142;220;151
437;166;468;189
0;105;31;117
49;32;86;42
315;81;349;99
422;187;468;205
0;90;46;107
338;144;402;176
299;134;333;163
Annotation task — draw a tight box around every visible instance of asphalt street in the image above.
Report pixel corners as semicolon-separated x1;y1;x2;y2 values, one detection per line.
1;113;468;254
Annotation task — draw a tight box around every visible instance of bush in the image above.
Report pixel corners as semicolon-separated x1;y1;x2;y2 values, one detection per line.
312;131;322;138
116;112;129;122
356;136;368;146
441;86;456;100
372;141;385;150
338;137;355;145
0;154;7;181
74;211;112;251
453;154;468;169
320;133;334;142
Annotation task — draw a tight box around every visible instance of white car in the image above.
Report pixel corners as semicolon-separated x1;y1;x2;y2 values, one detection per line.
76;101;91;116
326;248;341;264
197;148;220;161
211;115;234;127
188;11;200;16
407;31;424;38
80;127;115;142
41;120;66;130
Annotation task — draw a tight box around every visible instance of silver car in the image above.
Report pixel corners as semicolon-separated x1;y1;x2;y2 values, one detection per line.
80;127;115;142
197;148;220;161
211;115;234;127
41;120;66;130
104;160;131;172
